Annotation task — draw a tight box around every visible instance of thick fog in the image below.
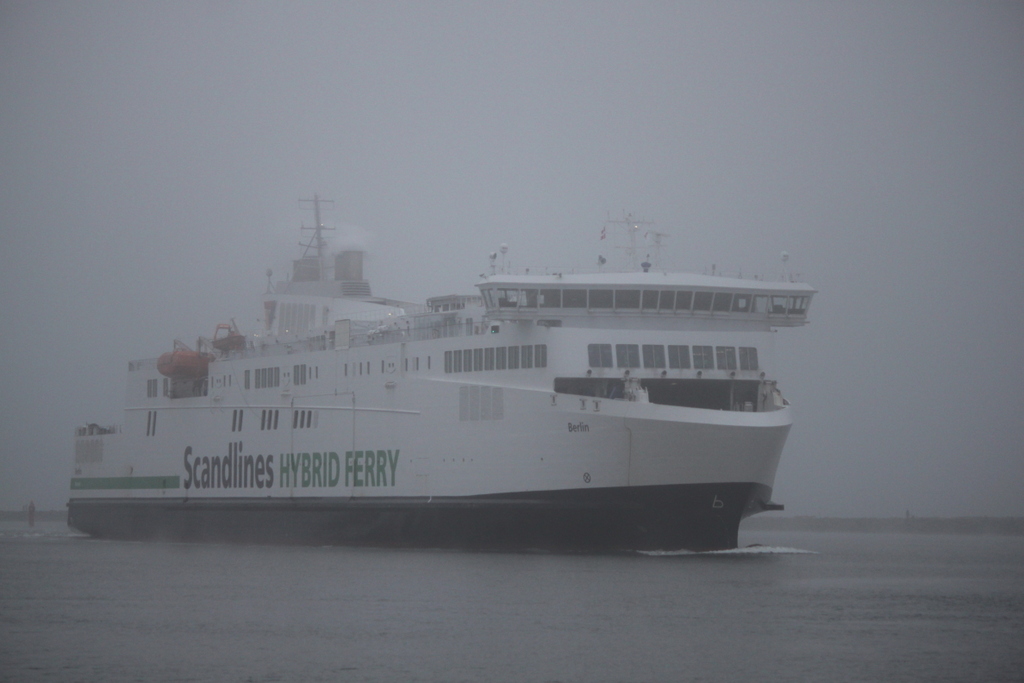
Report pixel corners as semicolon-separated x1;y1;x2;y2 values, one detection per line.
1;2;1022;516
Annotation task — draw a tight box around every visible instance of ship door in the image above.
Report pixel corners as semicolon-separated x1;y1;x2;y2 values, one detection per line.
414;456;431;496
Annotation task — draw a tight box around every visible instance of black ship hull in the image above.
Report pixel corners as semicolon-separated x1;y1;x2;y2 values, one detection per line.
67;482;775;552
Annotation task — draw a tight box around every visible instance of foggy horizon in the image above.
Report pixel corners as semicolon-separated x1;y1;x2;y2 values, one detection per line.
2;2;1022;517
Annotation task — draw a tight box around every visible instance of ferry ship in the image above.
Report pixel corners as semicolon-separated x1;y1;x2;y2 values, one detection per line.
68;199;815;551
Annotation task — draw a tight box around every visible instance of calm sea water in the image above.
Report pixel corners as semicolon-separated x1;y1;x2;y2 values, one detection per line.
2;521;1022;683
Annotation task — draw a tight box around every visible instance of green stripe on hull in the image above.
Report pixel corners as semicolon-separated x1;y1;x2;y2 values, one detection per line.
71;476;181;490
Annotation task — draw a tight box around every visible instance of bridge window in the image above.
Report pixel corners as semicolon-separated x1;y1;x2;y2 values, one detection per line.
675;291;693;311
539;289;561;308
693;292;713;312
732;294;751;313
739;347;759;371
616;344;640;368
668;345;690;369
497;289;520;307
753;296;769;313
716;346;737;370
789;296;809;314
521;289;538;308
692;345;714;369
588;344;613;368
642;344;666;369
642;290;659;309
771;296;788;314
712;293;733;312
614;290;640;309
589;289;613;308
658;290;675;311
563;289;587;307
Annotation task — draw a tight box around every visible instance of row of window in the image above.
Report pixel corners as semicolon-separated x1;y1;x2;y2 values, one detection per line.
293;364;313;385
345;356;432;376
248;367;280;390
483;287;809;316
261;409;280;431
444;345;548;374
293;410;318;429
145;410;157;437
588;344;759;371
225;408;317;433
150;356;427;398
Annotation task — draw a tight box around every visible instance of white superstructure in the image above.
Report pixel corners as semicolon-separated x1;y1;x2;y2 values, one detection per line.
69;202;815;551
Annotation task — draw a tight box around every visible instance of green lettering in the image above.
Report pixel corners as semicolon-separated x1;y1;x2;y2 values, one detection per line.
354;451;363;487
223;451;233;488
283;453;299;488
365;451;376;487
345;451;353;487
328;452;340;487
301;453;311;487
255;454;265;489
211;455;222;489
312;452;323;487
183;446;193;490
387;450;399;487
243;455;255;488
377;450;387;486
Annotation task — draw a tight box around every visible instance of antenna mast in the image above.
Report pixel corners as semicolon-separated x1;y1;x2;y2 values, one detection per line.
646;229;670;269
605;212;656;271
298;194;336;259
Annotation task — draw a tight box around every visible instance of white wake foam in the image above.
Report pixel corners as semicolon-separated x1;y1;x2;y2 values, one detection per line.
640;545;818;556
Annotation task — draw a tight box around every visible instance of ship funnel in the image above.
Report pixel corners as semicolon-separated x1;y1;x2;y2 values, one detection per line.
334;251;371;296
335;251;364;281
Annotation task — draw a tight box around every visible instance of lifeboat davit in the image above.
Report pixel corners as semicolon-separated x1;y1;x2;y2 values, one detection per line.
157;341;213;379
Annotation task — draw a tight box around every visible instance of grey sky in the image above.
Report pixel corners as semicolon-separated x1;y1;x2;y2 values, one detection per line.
2;1;1022;515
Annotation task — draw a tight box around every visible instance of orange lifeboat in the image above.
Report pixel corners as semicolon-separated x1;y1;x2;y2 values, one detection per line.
211;321;246;352
157;340;213;379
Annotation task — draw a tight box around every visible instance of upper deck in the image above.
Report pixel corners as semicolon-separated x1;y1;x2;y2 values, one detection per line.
477;272;816;327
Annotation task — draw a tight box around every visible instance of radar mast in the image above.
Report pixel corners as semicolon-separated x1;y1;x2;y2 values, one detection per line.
298;193;336;262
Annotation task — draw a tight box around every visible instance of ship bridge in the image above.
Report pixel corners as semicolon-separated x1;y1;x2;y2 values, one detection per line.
476;272;816;328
